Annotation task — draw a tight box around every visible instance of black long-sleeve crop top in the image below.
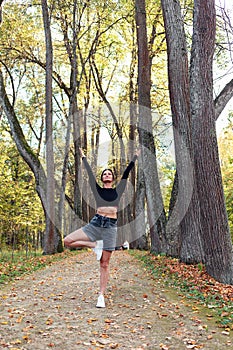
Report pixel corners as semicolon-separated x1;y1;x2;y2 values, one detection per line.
82;155;137;207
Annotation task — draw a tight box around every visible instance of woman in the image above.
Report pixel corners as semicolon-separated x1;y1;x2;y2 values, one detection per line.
64;147;140;308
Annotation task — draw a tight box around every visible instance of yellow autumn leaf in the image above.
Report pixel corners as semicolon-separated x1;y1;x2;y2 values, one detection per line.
192;306;199;311
46;318;53;325
22;335;30;341
10;339;22;345
16;316;23;323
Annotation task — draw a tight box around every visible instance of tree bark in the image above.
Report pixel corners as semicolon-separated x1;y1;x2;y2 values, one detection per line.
166;171;181;257
132;162;148;250
135;0;167;254
71;0;82;227
0;0;4;24
161;0;204;263
41;0;58;254
190;0;233;283
214;78;233;120
57;108;72;244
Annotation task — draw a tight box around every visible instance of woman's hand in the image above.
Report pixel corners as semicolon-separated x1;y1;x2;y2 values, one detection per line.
79;147;85;158
135;148;141;157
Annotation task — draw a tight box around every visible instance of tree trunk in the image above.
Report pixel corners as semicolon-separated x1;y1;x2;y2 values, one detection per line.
71;0;82;226
57;107;72;244
128;18;144;248
41;0;57;254
190;0;233;283
166;171;181;257
135;0;166;253
131;163;148;250
161;0;204;263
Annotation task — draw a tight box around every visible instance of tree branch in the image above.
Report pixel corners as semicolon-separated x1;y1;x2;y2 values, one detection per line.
0;0;4;24
214;78;233;120
0;68;47;207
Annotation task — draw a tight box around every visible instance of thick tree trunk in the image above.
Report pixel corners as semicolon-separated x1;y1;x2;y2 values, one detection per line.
166;171;181;257
190;0;233;283
161;0;204;263
129;163;148;249
135;0;167;253
41;0;57;254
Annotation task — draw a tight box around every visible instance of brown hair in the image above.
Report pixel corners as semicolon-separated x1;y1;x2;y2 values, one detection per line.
100;168;115;182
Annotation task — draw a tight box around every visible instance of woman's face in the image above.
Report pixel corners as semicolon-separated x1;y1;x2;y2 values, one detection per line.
101;170;114;183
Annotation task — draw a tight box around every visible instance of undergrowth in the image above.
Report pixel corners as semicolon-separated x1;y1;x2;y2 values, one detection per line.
130;250;233;330
0;249;78;285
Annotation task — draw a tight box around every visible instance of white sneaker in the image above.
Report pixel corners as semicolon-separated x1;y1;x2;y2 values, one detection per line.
122;241;129;250
93;240;103;260
96;294;105;308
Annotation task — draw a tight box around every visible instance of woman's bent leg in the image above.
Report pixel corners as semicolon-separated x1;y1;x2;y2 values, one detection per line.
64;228;96;249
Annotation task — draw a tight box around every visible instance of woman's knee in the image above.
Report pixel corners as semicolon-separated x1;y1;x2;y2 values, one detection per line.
100;260;109;269
100;251;112;268
64;231;79;247
64;228;88;246
64;235;72;247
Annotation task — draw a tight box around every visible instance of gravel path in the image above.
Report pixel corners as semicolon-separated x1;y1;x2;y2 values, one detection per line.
0;250;232;349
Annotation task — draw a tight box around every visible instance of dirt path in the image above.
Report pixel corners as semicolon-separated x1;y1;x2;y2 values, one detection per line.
0;251;232;349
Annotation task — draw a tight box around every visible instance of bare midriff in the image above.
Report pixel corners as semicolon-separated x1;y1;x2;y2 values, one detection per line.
96;206;118;219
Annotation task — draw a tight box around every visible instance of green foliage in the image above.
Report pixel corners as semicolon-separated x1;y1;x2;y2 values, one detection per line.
0;249;77;285
159;155;175;214
215;3;233;68
0;132;44;250
218;115;233;237
0;1;44;65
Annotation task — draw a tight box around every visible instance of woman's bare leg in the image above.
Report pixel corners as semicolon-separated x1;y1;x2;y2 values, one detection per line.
64;228;96;249
99;250;112;294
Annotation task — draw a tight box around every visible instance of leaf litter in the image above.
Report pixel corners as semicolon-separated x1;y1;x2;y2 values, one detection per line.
0;251;233;349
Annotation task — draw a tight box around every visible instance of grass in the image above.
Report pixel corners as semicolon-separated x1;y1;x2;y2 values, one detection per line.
130;250;233;330
0;249;78;286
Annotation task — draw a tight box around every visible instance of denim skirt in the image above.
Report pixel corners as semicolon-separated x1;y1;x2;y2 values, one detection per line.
82;214;117;251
